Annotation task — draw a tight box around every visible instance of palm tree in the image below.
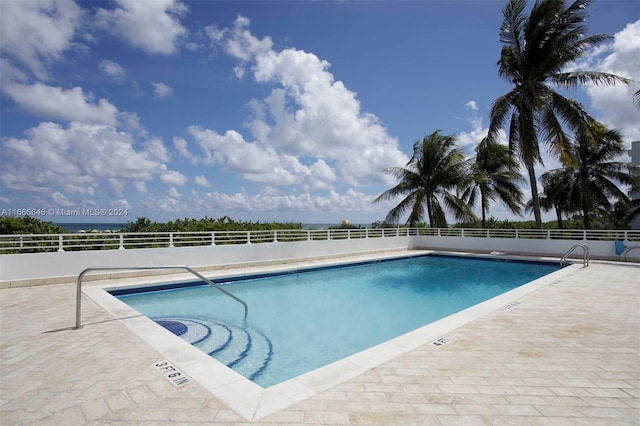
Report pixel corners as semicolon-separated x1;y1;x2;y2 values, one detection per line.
462;138;525;228
611;197;640;230
488;0;631;228
535;168;577;228
374;130;475;228
546;123;636;229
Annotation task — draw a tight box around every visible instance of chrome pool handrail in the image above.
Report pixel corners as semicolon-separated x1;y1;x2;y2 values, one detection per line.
560;244;589;267
75;266;248;329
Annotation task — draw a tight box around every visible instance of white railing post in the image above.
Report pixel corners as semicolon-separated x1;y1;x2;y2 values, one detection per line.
348;229;351;239
57;234;64;252
516;229;519;239
211;232;215;245
274;230;278;242
461;229;465;237
365;228;369;238
169;233;174;248
20;236;23;248
118;234;124;250
437;228;441;237
547;230;551;239
307;230;310;241
247;231;251;244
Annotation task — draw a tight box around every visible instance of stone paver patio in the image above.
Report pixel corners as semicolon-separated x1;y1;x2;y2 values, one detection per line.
1;256;638;425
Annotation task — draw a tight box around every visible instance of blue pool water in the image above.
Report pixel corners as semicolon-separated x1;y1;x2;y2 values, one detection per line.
114;255;561;387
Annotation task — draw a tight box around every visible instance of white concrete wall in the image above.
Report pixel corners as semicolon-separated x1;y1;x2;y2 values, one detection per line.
0;236;411;285
408;235;640;262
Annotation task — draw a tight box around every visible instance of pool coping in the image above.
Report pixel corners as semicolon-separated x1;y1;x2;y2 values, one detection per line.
82;250;581;421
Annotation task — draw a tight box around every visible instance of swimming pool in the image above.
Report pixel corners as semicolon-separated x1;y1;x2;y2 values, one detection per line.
112;254;562;388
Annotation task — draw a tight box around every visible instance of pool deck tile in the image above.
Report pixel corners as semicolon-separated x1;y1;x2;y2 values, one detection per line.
1;252;639;425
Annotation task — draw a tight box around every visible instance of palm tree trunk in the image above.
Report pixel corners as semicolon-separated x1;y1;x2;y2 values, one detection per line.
480;189;487;228
554;206;564;229
580;167;591;229
527;166;543;228
582;201;591;229
426;196;434;228
482;209;487;229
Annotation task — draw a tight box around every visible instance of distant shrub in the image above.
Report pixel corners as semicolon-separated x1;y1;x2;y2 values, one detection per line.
119;216;303;233
0;216;67;235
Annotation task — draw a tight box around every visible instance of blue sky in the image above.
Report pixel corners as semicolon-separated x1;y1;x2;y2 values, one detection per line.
1;0;639;225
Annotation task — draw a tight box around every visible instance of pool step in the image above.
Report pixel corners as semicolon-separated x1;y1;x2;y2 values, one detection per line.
153;317;273;382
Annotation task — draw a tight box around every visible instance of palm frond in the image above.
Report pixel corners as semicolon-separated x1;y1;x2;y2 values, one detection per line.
552;71;631;89
382;192;418;225
488;91;517;140
443;192;477;223
500;0;527;50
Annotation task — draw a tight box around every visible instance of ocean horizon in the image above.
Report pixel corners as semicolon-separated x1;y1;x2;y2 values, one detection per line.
53;222;367;233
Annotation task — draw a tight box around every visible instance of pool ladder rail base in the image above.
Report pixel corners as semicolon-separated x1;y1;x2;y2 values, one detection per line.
560;244;589;268
75;265;248;330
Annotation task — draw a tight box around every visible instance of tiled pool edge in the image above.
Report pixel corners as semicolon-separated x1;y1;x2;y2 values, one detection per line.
82;252;581;421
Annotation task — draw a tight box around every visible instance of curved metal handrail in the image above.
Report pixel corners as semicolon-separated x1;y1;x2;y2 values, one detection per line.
75;266;248;329
560;244;589;267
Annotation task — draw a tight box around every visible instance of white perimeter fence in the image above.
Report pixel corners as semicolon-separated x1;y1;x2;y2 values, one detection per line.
1;228;639;253
1;228;638;285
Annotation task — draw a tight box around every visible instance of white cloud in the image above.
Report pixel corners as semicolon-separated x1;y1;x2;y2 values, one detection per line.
0;0;82;80
199;187;380;216
173;137;200;163
185;42;202;51
134;181;148;194
457;117;488;154
119;112;148;136
186;126;335;191
0;122;181;197
152;81;174;98
206;16;272;61
143;138;170;162
194;175;212;187
96;0;188;55
66;177;96;196
140;187;183;213
160;170;188;186
168;187;182;198
456;109;509;156
3;82;118;125
204;16;409;190
99;60;126;81
113;199;132;209
52;191;74;207
233;65;246;79
0;57;28;87
465;100;478;111
107;178;126;197
574;20;640;143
